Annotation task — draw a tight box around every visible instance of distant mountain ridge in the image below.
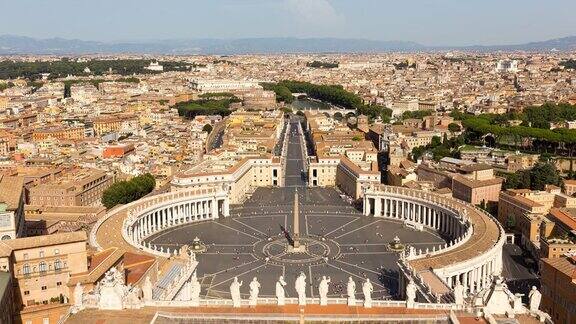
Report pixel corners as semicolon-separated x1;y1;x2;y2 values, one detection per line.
1;35;575;55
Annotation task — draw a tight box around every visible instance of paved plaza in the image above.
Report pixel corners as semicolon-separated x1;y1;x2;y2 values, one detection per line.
145;118;445;300
145;187;445;300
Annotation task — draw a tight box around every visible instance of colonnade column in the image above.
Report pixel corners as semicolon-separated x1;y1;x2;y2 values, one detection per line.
374;198;382;217
364;196;371;216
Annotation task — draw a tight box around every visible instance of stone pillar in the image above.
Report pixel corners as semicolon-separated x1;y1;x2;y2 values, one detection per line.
383;199;388;217
364;196;371;216
211;198;217;219
374;198;382;217
223;198;230;217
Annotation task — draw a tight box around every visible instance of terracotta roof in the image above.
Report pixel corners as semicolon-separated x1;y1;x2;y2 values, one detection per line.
0;231;86;257
541;257;576;280
549;208;576;231
0;175;24;210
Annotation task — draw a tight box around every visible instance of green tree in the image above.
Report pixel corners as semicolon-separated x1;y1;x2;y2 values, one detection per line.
202;124;213;133
529;162;563;190
101;173;156;209
448;122;461;133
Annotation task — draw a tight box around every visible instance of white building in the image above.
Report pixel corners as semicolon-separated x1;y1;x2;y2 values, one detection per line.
190;79;262;93
144;62;164;72
495;60;519;73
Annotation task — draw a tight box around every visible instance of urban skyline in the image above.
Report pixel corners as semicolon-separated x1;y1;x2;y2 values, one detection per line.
1;0;576;46
0;2;575;324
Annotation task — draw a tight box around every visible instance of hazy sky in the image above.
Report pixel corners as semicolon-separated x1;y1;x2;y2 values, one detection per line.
1;0;575;45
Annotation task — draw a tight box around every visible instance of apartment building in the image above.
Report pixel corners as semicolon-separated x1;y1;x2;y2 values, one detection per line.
416;158;502;206
92;114;139;136
498;187;576;256
31;126;85;141
28;169;112;207
540;256;576;324
539;208;576;258
305;112;380;199
0;232;88;324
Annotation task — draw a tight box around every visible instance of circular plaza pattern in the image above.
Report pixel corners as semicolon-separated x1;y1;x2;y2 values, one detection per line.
142;187;446;300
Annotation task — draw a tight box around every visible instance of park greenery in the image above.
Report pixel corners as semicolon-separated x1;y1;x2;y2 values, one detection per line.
0;82;14;91
501;162;563;191
306;61;339;69
265;80;392;121
173;94;241;119
101;173;156;209
412;134;464;162
560;59;576;70
261;82;294;104
0;59;189;80
451;103;576;156
401;110;433;120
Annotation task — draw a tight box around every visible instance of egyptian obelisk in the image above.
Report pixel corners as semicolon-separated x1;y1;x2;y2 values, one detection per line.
293;189;300;248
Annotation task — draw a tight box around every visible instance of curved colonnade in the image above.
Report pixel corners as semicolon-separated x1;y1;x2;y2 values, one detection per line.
363;185;505;299
92;183;504;305
121;187;230;258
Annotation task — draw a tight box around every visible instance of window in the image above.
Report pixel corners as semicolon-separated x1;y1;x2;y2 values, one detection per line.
56;282;62;286
41;286;47;290
39;262;47;274
24;290;30;295
54;259;62;271
23;264;30;277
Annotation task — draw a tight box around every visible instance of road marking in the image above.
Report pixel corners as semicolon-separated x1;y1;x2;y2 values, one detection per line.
232;218;267;236
213;222;261;240
324;218;361;236
333;219;384;239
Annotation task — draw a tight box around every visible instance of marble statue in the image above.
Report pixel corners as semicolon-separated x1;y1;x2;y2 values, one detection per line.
98;267;125;310
528;286;541;313
249;277;261;306
190;272;201;307
362;279;373;308
406;280;417;307
318;276;331;306
347;277;356;306
276;275;287;306
142;276;153;301
125;286;141;307
230;277;243;308
73;282;84;308
295;272;307;306
453;280;465;306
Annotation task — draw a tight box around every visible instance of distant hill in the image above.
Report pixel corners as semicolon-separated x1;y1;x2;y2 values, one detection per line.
0;35;575;55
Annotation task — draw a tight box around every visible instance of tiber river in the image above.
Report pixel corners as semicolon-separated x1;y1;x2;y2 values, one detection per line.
290;98;333;110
